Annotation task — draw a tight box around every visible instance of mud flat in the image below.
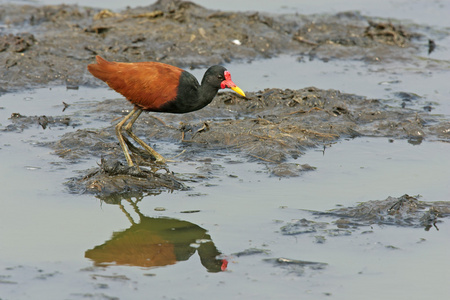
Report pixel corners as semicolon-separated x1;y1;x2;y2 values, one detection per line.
0;0;442;91
5;85;448;195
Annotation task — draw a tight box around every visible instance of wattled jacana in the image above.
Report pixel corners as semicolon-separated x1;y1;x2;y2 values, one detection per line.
88;55;246;166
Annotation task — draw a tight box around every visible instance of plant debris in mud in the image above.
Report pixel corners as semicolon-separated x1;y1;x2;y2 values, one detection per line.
3;112;73;132
65;158;186;198
49;87;449;163
263;257;328;276
281;195;450;238
231;248;271;257
318;194;450;230
0;0;433;90
26;86;444;195
2;84;446;195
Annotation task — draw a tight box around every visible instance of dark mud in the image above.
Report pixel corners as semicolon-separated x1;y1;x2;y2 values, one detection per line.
0;0;435;91
45;87;450;161
6;86;449;196
65;158;187;198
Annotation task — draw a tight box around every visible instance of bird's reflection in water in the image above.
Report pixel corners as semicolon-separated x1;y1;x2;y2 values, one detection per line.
85;195;227;272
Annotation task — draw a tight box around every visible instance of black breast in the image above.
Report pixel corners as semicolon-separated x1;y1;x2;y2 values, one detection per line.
158;71;201;114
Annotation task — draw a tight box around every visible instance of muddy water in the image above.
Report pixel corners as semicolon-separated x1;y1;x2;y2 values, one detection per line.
1;1;450;300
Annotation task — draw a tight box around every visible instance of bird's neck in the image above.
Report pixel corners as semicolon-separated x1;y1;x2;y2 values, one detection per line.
196;83;219;109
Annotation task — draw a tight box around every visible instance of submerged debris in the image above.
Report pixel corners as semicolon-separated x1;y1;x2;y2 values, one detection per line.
3;113;72;132
232;248;271;257
319;194;450;229
265;257;328;268
282;195;450;237
264;257;328;276
281;218;329;235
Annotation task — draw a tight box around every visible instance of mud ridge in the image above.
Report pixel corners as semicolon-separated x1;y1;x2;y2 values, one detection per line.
4;87;437;195
0;0;435;91
281;194;450;236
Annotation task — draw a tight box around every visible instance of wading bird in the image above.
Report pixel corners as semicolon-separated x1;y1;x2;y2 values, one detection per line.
88;56;245;166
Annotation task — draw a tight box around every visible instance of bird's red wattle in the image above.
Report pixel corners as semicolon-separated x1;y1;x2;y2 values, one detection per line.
220;70;237;89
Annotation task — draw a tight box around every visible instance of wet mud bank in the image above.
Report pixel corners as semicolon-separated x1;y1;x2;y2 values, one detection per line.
6;86;449;197
37;87;450;159
283;194;450;236
0;0;442;91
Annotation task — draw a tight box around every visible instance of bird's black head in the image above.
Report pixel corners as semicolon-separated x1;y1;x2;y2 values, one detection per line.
201;65;228;89
201;65;246;97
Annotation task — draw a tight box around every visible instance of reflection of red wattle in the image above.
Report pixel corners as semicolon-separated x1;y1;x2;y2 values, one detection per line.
221;259;228;271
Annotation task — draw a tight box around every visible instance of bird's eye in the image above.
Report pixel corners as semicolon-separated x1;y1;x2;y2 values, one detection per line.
218;75;224;80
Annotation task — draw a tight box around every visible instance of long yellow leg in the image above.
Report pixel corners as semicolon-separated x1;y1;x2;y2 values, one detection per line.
115;108;138;167
124;107;166;164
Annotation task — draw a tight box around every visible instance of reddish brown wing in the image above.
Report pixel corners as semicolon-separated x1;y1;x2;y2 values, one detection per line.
88;56;183;110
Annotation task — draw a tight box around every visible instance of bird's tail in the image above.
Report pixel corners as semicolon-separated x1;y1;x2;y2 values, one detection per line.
87;55;116;82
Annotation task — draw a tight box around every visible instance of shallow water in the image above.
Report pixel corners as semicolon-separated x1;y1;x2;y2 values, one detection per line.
1;0;450;299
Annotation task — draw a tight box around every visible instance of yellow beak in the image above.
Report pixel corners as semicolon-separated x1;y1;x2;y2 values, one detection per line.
230;86;246;97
